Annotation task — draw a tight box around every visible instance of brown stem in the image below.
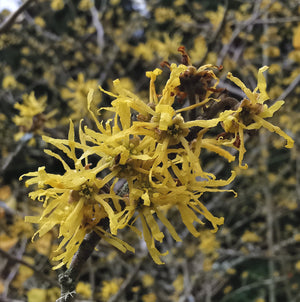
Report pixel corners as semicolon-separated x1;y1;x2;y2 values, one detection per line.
203;97;240;119
188;92;197;121
56;231;101;302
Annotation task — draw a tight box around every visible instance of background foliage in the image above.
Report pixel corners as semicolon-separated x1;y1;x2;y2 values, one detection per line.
0;0;299;301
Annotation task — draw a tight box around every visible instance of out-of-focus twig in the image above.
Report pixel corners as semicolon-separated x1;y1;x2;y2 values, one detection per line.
0;133;33;177
199;0;229;66
217;0;275;65
90;1;104;52
254;16;300;24
108;261;143;302
221;275;287;302
0;0;36;35
1;239;27;299
276;74;300;101
0;247;59;287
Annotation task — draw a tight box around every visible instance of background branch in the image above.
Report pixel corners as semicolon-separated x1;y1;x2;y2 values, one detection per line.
0;0;36;34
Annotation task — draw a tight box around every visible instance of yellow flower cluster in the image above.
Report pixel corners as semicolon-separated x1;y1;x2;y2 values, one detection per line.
21;50;294;268
13;92;57;141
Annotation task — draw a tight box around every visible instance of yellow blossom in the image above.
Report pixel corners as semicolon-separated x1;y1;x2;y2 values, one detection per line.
174;0;185;6
12;256;34;287
78;0;93;11
205;6;225;29
293;24;300;49
93;65;236;264
21;50;294;270
21;121;134;269
13;91;57;140
172;274;184;293
34;16;46;28
51;0;64;11
100;278;123;301
217;66;294;168
142;292;157;302
0;282;4;295
27;288;47;302
175;14;195;31
154;7;176;24
203;258;214;272
0;234;18;251
142;274;155;287
226;268;236;275
134;43;155;61
263;46;280;57
61;73;100;121
296;261;300;271
76;282;92;298
199;230;220;255
241;230;262;243
2;74;18;89
190;36;207;62
223;285;233;294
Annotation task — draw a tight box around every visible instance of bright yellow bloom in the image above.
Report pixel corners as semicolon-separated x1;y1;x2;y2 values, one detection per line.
112;155;235;264
106;64;227;185
217;66;294;168
87;63;238;264
21;121;133;269
22;50;293;269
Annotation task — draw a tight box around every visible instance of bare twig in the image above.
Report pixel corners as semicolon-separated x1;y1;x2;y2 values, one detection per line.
0;0;36;35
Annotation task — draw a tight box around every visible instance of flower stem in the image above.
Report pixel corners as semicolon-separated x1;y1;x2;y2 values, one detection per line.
56;231;101;302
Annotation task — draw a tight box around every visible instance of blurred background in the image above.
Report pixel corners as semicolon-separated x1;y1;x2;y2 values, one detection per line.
0;0;299;301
